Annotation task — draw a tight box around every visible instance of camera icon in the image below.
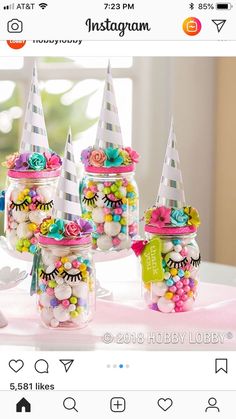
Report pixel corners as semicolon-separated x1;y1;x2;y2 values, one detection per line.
7;19;23;33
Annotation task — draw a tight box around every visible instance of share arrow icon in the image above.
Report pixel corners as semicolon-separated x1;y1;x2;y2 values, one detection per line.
59;359;74;373
212;19;227;33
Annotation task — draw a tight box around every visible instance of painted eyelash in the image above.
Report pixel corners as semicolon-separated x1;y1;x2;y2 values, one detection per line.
35;200;54;211
10;199;29;211
82;193;98;206
102;195;123;208
166;257;188;269
61;270;83;283
191;255;201;267
40;268;59;281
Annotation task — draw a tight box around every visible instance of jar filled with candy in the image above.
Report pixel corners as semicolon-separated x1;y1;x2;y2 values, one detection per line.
36;237;95;329
143;228;201;313
80;170;139;251
4;162;60;256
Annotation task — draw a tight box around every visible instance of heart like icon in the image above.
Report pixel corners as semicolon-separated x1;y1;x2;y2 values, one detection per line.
9;359;24;373
157;398;173;412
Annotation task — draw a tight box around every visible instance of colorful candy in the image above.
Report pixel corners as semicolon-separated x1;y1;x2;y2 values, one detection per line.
80;176;139;251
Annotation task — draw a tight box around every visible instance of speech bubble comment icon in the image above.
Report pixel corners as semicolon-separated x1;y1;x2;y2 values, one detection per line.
34;359;49;374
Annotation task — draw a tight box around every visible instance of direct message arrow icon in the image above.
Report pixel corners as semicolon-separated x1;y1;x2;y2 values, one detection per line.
212;19;226;33
59;359;74;373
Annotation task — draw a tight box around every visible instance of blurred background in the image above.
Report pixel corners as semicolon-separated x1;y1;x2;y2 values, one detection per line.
0;57;234;266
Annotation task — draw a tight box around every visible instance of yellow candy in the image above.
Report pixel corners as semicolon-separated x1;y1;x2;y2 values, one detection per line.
86;191;94;198
61;257;68;264
79;263;87;272
170;268;178;277
105;214;112;222
165;292;173;300
184;271;190;278
17;193;25;202
29;223;37;232
70;310;79;318
23;188;30;196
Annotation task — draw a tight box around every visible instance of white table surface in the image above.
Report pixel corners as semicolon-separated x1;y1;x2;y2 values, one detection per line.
0;248;236;351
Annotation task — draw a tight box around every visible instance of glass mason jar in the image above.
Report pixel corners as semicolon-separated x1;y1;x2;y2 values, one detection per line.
80;171;139;252
4;170;59;256
37;239;96;329
143;232;201;313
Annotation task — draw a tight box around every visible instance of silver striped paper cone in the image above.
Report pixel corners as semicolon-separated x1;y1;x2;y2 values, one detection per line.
53;128;81;221
156;118;186;209
19;62;49;154
95;61;123;149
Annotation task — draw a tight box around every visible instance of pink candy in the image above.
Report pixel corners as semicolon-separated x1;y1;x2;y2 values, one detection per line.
112;237;121;246
62;299;70;308
72;260;80;269
55;261;62;268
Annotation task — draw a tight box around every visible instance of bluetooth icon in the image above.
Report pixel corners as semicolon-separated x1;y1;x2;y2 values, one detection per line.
189;2;194;9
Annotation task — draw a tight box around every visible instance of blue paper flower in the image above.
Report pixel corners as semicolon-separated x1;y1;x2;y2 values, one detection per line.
48;219;65;240
104;147;124;168
170;209;189;227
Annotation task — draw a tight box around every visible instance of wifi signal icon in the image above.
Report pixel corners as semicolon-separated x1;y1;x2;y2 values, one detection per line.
39;2;48;9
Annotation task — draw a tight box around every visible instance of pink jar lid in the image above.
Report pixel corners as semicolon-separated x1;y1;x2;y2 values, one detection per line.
8;168;61;179
85;164;135;174
144;224;197;235
38;234;91;246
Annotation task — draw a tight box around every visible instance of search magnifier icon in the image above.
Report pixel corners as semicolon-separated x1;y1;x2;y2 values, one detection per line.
63;397;78;412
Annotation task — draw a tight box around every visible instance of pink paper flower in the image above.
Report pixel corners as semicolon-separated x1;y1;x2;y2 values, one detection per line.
44;152;62;170
150;206;171;227
89;149;106;167
65;221;82;237
125;147;140;163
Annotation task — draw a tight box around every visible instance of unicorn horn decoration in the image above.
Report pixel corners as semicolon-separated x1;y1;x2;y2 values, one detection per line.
19;62;49;154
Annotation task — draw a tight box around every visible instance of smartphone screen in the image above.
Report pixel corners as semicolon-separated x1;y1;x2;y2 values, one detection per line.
0;1;235;417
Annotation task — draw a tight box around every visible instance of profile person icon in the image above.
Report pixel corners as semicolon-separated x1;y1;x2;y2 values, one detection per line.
205;397;220;413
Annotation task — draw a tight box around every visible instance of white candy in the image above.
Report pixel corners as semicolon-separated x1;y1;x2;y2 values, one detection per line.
96;192;105;208
53;305;70;322
55;276;64;285
92;207;105;223
64;262;72;270
54;284;72;300
46;264;56;274
115;236;131;250
36;186;53;203
6;230;18;248
104;221;121;237
119;186;126;196
162;241;174;254
174;244;182;253
51;247;70;257
29;210;46;225
50;318;59;328
12;209;29;223
41;308;54;325
16;222;33;239
152;282;168;297
165;251;183;263
39;293;52;308
41;249;58;266
72;282;88;299
157;297;175;313
97;234;113;251
10;186;25;202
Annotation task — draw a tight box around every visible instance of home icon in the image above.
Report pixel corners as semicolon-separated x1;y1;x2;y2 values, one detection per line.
16;397;31;413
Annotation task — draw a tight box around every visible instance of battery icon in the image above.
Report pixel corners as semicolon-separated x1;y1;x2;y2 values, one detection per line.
216;3;233;9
